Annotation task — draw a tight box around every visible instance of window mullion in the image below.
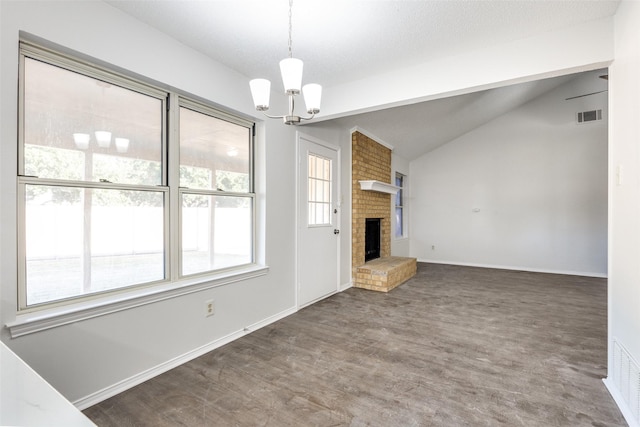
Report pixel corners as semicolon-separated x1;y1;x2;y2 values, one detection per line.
168;93;181;282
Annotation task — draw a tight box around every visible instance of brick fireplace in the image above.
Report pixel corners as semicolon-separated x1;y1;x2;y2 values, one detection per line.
351;131;416;291
351;131;392;270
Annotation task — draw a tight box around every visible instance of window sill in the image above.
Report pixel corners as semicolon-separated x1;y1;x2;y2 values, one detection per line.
6;265;269;338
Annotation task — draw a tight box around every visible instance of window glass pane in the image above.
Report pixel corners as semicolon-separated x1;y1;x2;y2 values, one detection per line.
181;194;252;275
180;107;250;192
25;184;165;306
395;174;404;207
323;158;330;180
395;207;403;238
23;58;163;185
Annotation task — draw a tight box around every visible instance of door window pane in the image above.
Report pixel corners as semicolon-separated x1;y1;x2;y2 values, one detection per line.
25;184;165;306
181;194;252;275
308;154;332;226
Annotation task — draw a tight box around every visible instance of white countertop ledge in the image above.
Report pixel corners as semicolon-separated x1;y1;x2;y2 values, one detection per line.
0;342;96;426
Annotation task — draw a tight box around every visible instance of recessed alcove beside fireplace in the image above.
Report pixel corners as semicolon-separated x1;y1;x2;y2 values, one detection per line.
351;131;416;292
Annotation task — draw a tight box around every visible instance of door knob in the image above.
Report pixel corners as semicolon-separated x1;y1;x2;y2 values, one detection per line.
334;229;340;235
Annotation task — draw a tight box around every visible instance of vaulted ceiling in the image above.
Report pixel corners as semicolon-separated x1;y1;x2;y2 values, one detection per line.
107;0;619;158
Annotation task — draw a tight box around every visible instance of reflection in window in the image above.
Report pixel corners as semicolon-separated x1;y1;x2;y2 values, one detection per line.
23;57;163;185
179;107;250;192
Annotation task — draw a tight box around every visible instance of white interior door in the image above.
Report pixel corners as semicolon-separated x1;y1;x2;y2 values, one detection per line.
297;133;339;307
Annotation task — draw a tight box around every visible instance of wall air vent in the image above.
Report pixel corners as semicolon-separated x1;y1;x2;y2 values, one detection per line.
577;109;603;124
612;339;640;426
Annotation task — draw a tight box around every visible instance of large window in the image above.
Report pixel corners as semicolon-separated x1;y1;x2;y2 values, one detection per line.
18;42;255;311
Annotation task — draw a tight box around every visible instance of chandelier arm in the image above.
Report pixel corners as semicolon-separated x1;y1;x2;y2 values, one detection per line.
288;93;295;116
260;111;287;120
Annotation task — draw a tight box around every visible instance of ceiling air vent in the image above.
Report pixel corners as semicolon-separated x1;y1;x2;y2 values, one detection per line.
577;109;603;124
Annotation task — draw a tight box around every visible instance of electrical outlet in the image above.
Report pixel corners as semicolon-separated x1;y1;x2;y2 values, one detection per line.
431;245;435;250
205;299;215;317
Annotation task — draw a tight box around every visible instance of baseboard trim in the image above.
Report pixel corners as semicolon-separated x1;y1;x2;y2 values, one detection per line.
417;259;607;278
603;377;640;427
340;281;353;292
73;306;297;410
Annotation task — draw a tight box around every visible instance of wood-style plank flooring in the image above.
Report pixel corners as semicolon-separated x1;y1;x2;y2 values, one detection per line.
84;263;627;426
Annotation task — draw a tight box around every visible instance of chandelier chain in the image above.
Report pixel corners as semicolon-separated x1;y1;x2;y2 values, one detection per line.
287;0;293;58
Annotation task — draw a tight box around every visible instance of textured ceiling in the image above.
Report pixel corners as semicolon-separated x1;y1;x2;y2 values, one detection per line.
106;0;618;158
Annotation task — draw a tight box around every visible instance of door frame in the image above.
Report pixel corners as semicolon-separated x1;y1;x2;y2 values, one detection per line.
295;131;341;309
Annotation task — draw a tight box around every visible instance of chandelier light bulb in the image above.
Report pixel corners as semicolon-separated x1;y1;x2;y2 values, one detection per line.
279;58;303;94
302;84;322;114
249;79;271;111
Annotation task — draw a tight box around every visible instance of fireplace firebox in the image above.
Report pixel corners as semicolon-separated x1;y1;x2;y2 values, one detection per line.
365;218;381;262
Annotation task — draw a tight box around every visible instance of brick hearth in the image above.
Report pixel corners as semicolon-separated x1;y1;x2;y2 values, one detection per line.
355;256;417;292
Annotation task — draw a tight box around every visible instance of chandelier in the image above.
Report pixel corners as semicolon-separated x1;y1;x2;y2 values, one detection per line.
249;0;321;125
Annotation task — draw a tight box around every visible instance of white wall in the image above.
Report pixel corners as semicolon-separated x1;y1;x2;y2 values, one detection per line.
410;71;608;277
0;0;297;405
606;2;640;425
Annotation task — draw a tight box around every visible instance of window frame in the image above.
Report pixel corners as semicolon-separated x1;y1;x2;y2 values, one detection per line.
306;152;333;227
176;98;256;278
14;41;262;320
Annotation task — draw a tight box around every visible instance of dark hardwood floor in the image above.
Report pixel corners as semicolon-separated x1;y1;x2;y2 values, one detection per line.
84;263;627;426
